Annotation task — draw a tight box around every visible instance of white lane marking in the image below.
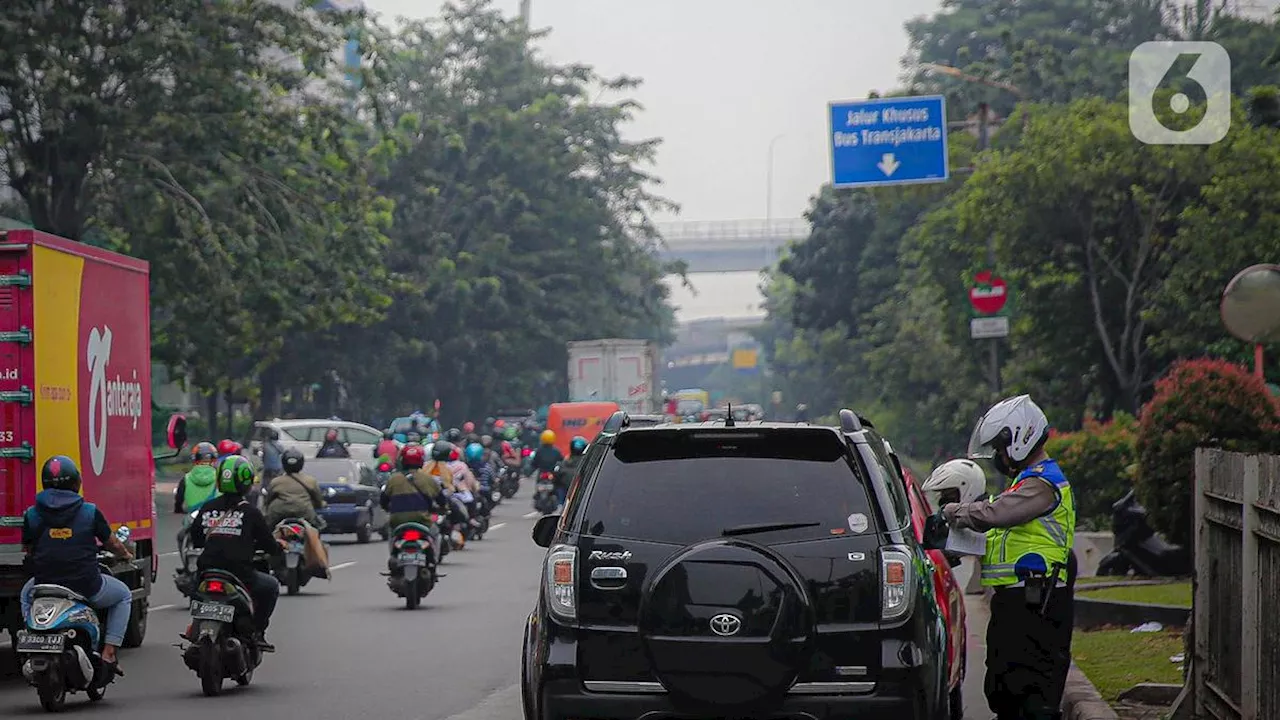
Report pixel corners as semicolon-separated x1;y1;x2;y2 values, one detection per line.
330;561;358;571
151;604;177;611
523;511;540;519
161;551;179;557
488;523;506;531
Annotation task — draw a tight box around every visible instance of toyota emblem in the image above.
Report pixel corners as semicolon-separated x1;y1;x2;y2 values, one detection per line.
709;613;742;637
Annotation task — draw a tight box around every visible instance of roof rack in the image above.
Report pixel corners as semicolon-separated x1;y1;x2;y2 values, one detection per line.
602;410;631;434
838;409;863;433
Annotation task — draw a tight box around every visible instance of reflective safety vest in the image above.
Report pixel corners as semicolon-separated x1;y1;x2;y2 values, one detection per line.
980;458;1075;587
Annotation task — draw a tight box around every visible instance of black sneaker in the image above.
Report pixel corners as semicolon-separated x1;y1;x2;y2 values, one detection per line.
253;633;276;653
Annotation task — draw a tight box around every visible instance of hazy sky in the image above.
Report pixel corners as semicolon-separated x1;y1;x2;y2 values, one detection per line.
362;0;941;223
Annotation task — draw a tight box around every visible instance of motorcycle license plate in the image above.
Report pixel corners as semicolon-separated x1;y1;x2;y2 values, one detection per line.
191;601;236;623
536;483;553;492
399;552;427;566
15;631;65;653
289;541;304;553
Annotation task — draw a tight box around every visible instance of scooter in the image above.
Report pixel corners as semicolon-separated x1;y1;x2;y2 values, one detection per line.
16;527;132;712
180;552;272;696
532;469;559;514
1097;490;1191;577
271;519;314;595
386;523;438;609
499;465;521;499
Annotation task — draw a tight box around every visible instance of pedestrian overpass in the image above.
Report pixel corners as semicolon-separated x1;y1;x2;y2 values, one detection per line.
656;219;808;273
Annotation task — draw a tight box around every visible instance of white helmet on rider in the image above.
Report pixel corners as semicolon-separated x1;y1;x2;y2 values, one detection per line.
967;394;1050;477
922;459;987;509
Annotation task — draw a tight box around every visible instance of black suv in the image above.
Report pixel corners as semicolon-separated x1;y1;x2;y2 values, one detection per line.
522;410;952;720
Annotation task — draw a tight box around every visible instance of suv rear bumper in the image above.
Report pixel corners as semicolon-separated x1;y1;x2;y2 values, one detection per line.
540;677;924;720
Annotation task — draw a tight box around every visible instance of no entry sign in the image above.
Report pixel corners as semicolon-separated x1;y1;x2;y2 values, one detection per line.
969;270;1008;315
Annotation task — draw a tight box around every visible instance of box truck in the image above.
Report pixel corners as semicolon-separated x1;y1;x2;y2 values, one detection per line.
0;229;186;647
566;339;660;415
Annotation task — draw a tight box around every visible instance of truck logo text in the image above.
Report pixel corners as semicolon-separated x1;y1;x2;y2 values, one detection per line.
86;326;144;475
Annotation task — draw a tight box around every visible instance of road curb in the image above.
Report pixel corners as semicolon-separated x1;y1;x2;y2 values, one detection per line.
1063;661;1120;720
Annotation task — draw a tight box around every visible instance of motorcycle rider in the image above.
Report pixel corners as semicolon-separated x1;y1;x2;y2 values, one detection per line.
174;442;220;514
478;434;503;472
444;427;463;445
940;395;1077;720
461;421;476;435
264;449;326;529
380;443;450;544
373;430;400;466
189;455;285;651
556;436;589;506
20;455;134;676
446;446;479;538
465;442;495;508
316;429;350;459
261;428;286;482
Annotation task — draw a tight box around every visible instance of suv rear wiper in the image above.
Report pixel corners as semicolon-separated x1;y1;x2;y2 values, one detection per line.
722;521;821;537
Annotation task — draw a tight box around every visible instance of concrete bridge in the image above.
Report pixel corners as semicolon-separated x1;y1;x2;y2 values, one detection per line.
656;219;808;273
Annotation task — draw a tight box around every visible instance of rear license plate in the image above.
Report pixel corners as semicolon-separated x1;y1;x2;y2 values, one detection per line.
16;631;65;653
399;552;427;566
191;601;235;623
536;483;553;492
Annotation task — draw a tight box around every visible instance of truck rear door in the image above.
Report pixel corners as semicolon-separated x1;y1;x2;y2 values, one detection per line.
0;243;34;547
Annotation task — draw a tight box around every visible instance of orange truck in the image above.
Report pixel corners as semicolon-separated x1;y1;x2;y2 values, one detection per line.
0;229;186;646
545;401;621;456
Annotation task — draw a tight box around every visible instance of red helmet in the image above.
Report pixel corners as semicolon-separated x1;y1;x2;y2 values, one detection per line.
493;419;505;429
449;446;461;462
400;443;426;469
500;440;513;454
216;439;241;456
462;421;475;433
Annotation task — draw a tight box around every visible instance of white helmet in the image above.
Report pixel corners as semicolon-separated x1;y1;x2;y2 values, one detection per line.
967;394;1049;464
922;459;987;508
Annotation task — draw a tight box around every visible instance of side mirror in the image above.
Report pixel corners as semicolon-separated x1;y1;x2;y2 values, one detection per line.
167;414;188;450
115;525;131;543
531;514;560;548
922;512;950;551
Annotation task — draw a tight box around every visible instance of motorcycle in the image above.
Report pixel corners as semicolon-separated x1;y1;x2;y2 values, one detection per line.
16;526;132;712
375;462;393;489
532;469;559;514
387;523;438;609
174;510;202;600
271;519;313;595
499;465;521;499
430;510;451;563
1097;490;1191;576
469;491;492;541
180;552;271;696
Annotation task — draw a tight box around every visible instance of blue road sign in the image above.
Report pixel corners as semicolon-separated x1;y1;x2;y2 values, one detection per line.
828;95;949;189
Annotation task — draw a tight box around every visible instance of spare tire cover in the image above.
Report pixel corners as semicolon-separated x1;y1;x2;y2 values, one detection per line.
637;538;816;709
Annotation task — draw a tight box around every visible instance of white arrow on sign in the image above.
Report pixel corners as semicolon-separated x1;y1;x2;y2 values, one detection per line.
877;153;900;177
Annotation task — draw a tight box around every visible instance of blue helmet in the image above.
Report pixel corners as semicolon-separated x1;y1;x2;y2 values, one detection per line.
465;442;484;464
570;436;588;456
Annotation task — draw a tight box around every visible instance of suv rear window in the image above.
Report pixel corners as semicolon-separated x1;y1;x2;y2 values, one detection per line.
578;428;875;545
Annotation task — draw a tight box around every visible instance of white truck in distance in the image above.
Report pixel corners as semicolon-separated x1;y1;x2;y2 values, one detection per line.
566;339;660;415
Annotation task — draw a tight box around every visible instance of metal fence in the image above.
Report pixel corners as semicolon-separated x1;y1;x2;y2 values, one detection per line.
1189;449;1280;720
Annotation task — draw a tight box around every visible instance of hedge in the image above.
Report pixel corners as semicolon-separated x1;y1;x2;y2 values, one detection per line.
1045;412;1138;530
1135;358;1280;547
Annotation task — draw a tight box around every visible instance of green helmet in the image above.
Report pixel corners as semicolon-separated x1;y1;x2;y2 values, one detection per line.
216;455;256;495
503;426;518;440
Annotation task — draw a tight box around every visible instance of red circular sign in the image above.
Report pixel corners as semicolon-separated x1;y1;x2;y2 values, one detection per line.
969;270;1008;315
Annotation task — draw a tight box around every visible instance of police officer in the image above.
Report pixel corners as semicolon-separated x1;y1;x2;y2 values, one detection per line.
941;395;1076;720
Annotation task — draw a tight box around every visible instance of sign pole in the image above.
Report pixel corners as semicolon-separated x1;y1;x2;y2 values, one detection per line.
977;103;1001;399
1257;343;1265;382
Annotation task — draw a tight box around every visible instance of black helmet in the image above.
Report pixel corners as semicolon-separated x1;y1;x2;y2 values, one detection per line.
445;428;462;443
383;429;394;440
480;434;493;447
431;440;453;462
268;428;280;441
41;455;81;492
465;432;480;446
282;448;305;474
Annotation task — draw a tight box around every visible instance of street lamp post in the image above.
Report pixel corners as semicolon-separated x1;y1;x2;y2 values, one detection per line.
766;134;785;267
520;0;531;23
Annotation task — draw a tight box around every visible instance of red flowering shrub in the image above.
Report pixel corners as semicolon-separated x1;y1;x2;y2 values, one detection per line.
1045;413;1138;529
1135;359;1280;546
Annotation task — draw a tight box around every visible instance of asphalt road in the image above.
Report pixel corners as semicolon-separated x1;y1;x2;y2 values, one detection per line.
1;492;994;719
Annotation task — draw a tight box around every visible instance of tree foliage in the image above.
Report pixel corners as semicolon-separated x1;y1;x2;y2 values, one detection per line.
0;0;676;428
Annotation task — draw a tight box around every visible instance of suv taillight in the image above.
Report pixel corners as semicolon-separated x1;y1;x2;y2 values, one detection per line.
544;545;577;623
880;545;914;620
